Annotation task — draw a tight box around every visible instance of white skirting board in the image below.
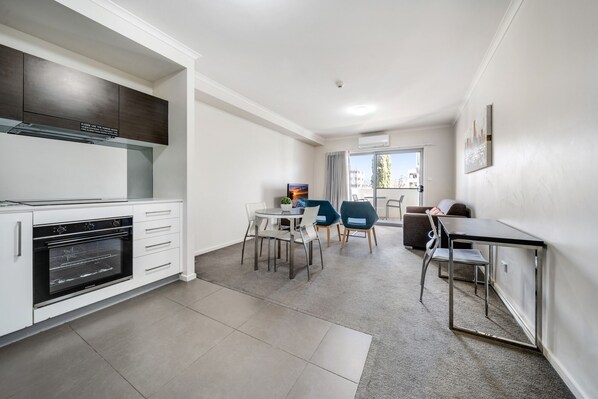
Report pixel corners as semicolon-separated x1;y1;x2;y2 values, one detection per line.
543;347;587;399
493;283;586;398
195;237;247;256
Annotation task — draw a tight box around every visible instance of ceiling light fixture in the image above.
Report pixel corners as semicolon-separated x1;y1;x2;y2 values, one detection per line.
348;104;376;116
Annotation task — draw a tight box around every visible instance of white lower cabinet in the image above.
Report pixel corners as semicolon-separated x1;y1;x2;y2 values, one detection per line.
134;248;180;285
0;212;33;336
132;202;182;286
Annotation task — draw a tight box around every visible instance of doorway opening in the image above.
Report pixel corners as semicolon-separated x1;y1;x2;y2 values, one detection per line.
349;149;423;226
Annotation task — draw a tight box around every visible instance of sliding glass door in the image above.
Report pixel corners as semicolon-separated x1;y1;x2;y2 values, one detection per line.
349;149;423;224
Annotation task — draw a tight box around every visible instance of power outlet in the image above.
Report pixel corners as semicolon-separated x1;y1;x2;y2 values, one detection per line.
501;260;508;273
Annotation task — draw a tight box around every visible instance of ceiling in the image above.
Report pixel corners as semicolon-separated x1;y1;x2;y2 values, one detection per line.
111;0;511;137
0;0;511;138
0;0;183;83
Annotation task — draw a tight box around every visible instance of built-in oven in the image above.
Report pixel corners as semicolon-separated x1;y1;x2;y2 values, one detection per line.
33;216;133;308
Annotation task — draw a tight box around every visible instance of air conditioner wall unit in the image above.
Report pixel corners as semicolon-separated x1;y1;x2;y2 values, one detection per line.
358;134;390;149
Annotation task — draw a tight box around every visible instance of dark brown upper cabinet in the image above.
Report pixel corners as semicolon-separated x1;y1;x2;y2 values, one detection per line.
119;86;168;145
0;44;24;121
23;54;119;131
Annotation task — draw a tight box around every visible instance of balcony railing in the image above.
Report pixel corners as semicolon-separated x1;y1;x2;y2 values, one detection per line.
351;187;419;221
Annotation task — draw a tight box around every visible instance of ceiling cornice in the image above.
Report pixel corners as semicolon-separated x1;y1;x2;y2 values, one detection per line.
454;0;525;125
195;72;324;146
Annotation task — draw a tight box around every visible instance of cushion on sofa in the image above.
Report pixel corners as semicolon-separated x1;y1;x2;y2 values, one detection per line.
437;199;469;216
430;207;444;216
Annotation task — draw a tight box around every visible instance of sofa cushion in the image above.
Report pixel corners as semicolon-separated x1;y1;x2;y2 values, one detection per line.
430;207;444;216
437;199;468;216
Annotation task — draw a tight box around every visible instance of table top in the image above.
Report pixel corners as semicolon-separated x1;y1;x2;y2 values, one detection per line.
255;208;304;218
439;217;544;247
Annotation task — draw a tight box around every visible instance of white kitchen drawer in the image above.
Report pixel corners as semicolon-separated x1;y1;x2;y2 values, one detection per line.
134;233;180;258
134;248;180;284
133;218;180;240
134;202;180;222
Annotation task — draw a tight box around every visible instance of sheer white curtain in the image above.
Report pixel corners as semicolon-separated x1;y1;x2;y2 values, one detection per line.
325;151;350;210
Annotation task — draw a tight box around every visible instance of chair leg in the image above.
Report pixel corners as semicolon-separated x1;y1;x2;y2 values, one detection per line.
419;254;434;302
302;242;310;281
240;225;250;264
399;206;402;220
336;224;341;241
326;226;331;247
260;237;264;256
341;228;349;248
309;241;313;265
317;239;324;269
367;230;372;254
372;226;378;246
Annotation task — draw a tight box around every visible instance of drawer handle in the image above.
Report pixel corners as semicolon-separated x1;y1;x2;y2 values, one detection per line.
146;262;171;272
146;210;172;216
145;225;172;233
145;241;172;250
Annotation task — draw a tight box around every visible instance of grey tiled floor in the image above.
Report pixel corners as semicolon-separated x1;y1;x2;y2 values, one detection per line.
0;279;370;399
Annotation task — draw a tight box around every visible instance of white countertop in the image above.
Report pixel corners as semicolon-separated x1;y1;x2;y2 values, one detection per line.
0;198;182;214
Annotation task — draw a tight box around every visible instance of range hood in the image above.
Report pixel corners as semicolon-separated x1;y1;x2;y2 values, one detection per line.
4;121;114;145
0;118;153;150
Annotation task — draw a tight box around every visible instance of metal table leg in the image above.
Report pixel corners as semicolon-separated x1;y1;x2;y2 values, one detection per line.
289;218;295;279
254;218;259;271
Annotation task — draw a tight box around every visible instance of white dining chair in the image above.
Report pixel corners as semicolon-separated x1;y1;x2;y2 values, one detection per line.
241;202;286;269
275;206;323;281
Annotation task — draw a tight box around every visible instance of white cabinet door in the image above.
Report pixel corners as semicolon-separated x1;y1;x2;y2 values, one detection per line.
0;212;33;336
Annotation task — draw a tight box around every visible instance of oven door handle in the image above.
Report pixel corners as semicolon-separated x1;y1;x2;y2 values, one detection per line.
46;231;129;248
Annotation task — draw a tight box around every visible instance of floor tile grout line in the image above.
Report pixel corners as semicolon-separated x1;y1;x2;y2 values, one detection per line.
232;329;359;385
181;280;370;384
146;327;237;398
178;285;224;309
193;277;375;339
67;324;148;399
283;361;309;399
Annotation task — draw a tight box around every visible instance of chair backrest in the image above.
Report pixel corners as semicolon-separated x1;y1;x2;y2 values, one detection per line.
340;201;379;229
305;199;340;226
299;205;320;241
352;194;359;201
425;210;440;258
300;205;319;227
245;202;269;230
398;194;405;203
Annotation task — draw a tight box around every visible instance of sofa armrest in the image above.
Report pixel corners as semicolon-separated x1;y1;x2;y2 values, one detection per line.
405;206;433;214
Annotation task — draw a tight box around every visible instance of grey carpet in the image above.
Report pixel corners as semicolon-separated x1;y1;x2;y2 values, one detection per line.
195;226;573;399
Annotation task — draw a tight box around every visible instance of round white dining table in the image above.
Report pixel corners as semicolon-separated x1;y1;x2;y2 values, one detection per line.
254;207;304;279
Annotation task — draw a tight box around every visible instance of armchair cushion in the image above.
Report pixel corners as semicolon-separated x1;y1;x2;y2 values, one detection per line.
340;201;379;229
306;199;340;226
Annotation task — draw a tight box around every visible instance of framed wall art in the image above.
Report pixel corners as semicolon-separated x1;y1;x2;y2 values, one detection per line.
464;104;492;173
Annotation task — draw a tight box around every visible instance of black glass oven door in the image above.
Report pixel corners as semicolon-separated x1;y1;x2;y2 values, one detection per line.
34;230;132;307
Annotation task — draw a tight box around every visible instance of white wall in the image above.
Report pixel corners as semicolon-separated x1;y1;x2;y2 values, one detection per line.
454;1;598;397
313;126;455;205
0;134;127;200
194;101;315;254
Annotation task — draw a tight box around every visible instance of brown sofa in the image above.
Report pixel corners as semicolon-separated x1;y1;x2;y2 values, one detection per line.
402;199;471;249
